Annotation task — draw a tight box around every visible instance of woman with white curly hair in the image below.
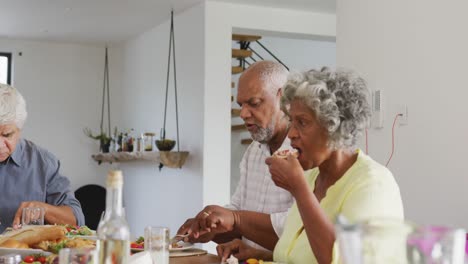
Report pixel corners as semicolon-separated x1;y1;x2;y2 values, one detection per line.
192;68;404;263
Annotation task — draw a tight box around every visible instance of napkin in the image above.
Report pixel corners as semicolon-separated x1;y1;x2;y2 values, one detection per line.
225;255;238;264
129;251;152;264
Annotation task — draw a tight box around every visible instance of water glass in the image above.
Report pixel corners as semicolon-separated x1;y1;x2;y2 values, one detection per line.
406;226;466;264
22;207;45;226
59;248;97;264
336;217;414;263
144;226;169;264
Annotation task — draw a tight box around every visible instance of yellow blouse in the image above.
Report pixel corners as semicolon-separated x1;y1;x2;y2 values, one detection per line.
273;150;404;264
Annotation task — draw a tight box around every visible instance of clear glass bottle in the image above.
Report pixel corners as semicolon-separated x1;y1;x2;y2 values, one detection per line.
97;170;130;264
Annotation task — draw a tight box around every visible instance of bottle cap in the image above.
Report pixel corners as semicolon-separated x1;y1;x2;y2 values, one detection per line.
107;170;123;188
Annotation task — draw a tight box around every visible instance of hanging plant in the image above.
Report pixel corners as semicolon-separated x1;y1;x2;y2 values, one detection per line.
83;128;111;153
85;46;112;153
156;10;189;170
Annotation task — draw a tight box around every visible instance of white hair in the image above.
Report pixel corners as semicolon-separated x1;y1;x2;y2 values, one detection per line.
241;61;289;95
0;83;28;129
281;67;371;149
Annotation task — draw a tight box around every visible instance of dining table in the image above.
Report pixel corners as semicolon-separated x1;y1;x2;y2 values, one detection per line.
170;253;221;264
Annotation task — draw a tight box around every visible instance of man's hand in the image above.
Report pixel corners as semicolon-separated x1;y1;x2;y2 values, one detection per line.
12;201;50;229
176;218;216;243
187;205;237;241
216;239;269;262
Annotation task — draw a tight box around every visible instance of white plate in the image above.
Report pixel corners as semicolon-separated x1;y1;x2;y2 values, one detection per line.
131;242;194;252
170;242;194;251
0;247;51;258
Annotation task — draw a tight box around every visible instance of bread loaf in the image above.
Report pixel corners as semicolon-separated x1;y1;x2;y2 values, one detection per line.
0;239;30;249
0;225;66;247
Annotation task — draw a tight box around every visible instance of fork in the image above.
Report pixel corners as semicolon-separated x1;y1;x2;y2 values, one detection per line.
170;233;189;244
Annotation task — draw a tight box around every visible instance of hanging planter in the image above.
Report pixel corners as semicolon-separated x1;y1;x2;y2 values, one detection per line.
157;9;189;169
84;47;112;153
90;13;189;169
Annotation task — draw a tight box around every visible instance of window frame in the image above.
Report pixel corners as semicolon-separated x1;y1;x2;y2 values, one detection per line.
0;52;12;85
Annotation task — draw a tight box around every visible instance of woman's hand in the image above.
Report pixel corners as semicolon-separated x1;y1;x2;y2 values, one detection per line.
265;155;306;197
216;239;271;262
187;205;236;239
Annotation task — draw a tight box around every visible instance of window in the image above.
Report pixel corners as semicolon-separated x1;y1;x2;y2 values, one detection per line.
0;52;12;85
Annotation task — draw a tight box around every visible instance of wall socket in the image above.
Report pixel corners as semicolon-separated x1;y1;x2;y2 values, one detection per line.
371;90;384;128
397;104;408;125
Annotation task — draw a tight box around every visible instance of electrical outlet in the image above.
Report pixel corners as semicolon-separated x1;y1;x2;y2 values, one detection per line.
371;90;384;128
398;104;408;125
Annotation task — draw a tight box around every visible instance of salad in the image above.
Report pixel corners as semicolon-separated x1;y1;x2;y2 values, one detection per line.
130;236;144;250
63;225;94;236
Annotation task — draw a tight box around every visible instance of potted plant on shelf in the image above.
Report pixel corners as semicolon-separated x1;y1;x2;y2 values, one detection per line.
84;127;112;153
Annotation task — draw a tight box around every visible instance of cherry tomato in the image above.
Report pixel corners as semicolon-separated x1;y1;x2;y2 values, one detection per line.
130;243;139;248
37;256;47;264
23;256;34;263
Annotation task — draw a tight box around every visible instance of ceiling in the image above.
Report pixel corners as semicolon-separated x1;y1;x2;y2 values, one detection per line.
0;0;335;44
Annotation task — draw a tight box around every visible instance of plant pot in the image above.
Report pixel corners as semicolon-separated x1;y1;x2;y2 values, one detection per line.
100;142;110;153
155;139;176;151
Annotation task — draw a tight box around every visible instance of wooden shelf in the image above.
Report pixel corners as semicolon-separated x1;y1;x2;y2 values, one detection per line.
232;34;262;42
231;124;246;131
91;151;189;168
231;108;241;117
241;138;253;145
232;49;252;58
232;66;243;74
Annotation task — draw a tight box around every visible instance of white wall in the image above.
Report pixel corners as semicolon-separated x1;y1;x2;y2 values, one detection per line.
0;39;121;190
116;4;205;236
337;0;468;228
230;36;336;194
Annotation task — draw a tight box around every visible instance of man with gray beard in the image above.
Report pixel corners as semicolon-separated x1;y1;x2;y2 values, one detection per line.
177;61;294;250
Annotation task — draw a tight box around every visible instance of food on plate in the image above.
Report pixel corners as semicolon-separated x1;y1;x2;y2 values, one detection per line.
20;254;48;264
34;237;96;254
0;225;96;255
0;225;66;247
0;238;30;249
130;236;144;250
63;224;94;236
272;149;298;159
171;241;183;249
222;257;278;264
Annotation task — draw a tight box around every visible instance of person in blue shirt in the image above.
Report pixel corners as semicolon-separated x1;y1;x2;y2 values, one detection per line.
0;83;84;232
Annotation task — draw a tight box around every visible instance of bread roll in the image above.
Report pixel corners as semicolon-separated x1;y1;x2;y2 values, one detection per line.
0;238;30;249
1;225;66;246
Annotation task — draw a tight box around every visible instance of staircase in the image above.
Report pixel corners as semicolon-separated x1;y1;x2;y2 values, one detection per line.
231;34;262;145
230;34;288;146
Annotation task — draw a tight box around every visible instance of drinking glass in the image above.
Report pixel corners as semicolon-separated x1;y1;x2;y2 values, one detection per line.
406;226;466;264
22;207;45;226
336;217;414;263
59;248;97;264
144;226;169;264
